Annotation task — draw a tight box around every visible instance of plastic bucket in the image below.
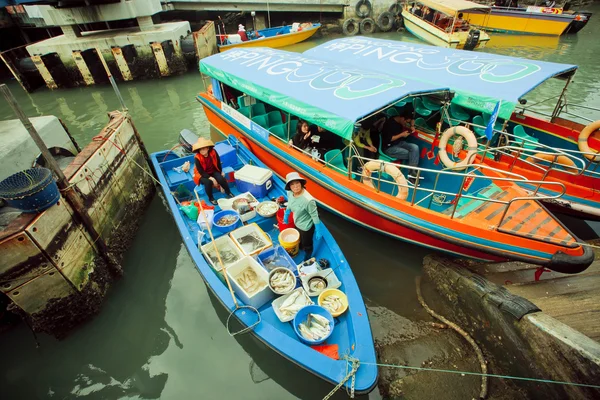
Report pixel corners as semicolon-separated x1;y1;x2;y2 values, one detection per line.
212;209;240;235
279;228;300;257
276;208;295;231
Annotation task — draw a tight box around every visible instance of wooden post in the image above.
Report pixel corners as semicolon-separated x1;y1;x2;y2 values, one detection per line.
0;84;122;277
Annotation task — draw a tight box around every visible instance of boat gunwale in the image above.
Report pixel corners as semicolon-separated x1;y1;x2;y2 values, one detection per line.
217;23;321;51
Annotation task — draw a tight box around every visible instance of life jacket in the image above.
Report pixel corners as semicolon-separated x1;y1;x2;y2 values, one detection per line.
193;149;220;185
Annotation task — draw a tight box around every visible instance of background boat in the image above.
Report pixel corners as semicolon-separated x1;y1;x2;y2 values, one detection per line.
217;23;321;52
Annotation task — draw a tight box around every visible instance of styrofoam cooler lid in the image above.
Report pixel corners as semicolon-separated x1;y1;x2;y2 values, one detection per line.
234;165;272;185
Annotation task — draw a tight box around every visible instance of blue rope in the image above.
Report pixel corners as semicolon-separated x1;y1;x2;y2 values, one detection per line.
361;361;600;389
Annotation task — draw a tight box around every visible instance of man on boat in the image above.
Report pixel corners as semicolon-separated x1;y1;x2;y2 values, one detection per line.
381;114;421;185
310;124;339;155
238;24;249;41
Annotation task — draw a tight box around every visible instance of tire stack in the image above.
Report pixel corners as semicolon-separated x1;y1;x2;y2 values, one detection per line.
342;1;402;36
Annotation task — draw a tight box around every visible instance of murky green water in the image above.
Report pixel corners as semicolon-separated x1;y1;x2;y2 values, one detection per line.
1;7;600;398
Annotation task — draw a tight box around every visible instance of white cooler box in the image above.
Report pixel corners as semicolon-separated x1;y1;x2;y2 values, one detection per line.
234;165;273;198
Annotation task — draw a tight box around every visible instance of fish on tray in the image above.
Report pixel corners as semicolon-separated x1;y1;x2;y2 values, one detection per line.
235;267;265;295
278;290;311;318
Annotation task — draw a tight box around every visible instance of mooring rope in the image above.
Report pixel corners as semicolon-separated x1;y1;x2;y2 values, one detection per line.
322;355;360;400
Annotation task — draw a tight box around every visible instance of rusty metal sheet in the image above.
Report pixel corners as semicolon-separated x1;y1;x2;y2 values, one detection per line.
72;51;95;86
26;198;73;249
0;232;54;294
111;47;133;81
151;42;170;77
31;55;58;90
7;266;75;314
55;228;95;291
194;21;218;60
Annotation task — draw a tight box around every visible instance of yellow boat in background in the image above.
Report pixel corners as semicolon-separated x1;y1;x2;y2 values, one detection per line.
463;5;576;35
402;0;491;50
217;23;321;52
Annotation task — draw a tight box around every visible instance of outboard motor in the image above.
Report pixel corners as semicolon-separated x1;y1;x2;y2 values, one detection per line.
463;29;481;51
179;129;200;154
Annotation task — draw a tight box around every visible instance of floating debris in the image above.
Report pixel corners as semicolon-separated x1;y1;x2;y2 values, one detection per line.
298;313;331;341
235;267;266;295
321;294;344;314
269;269;295;294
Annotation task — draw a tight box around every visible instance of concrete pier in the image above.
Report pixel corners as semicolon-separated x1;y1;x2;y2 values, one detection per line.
0;111;154;338
421;254;600;399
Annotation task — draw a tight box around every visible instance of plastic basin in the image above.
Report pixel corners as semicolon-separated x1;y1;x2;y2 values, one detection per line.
293;305;335;345
212;209;240;234
318;288;349;317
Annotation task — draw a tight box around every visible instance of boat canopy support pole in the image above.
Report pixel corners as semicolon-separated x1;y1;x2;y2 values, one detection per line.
550;74;573;122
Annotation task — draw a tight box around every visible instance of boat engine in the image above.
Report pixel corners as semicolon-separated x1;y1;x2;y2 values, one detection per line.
463;29;480;51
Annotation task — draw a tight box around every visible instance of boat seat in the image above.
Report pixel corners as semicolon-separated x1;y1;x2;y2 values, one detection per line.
324;149;356;179
267;110;283;128
238;106;251;118
386;107;399;118
450;103;470;122
251;103;267;116
413;98;432;117
443;111;461;127
472;115;486;137
378;140;394;162
289;119;298;136
415;117;430;131
482;112;503;132
251;114;269;129
512;125;539;150
269;124;287;140
421;97;441;111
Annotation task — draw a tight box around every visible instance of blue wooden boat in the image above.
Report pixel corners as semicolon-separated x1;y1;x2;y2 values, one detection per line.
150;134;378;394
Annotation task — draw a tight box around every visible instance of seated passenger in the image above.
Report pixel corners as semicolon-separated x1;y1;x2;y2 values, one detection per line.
454;13;467;32
238;24;249;41
310;124;338;153
192;138;234;205
353;124;378;159
424;7;435;22
289;119;312;150
381;113;421;184
413;5;423;17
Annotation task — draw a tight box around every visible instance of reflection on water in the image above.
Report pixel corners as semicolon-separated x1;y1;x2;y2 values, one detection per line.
1;7;600;397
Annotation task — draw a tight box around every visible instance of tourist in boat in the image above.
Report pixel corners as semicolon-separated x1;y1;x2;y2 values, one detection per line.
283;172;321;260
310;124;338;153
192;138;234;205
238;24;249;41
353;123;378;159
290;119;313;150
381;113;421;184
423;7;435;23
412;3;423;17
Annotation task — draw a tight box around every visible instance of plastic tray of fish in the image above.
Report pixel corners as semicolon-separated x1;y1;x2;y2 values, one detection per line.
230;223;272;256
272;287;314;323
300;269;341;297
200;235;244;272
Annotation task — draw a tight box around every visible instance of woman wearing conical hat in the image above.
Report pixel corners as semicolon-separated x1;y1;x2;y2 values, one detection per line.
192;138;234;205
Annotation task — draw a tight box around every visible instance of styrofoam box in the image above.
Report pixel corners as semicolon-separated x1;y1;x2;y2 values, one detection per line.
272;287;314;323
200;235;244;272
230;223;273;257
227;256;274;309
234;165;273;198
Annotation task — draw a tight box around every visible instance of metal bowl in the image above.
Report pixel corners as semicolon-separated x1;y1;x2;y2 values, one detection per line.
256;201;279;218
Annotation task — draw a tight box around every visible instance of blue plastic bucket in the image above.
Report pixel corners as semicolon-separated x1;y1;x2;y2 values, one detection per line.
212;209;240;235
293;305;335;345
0;168;60;213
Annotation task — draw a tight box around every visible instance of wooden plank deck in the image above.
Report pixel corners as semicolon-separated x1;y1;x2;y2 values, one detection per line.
465;240;600;343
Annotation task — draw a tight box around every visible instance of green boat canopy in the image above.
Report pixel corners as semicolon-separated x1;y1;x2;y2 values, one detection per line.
200;47;450;140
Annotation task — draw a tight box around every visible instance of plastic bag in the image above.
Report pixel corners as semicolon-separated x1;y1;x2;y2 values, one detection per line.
180;204;199;220
197;209;214;230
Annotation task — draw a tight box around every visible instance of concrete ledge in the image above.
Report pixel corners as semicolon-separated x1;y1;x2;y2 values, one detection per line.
423;254;600;400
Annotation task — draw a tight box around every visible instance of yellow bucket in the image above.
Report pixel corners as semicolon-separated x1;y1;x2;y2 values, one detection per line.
279;228;300;257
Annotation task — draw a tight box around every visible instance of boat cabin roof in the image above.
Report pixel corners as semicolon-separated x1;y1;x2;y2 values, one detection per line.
304;37;578;119
199;47;450;140
417;0;490;15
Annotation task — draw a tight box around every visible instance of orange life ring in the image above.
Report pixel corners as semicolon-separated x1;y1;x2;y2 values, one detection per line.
526;153;578;173
578;120;600;162
438;126;478;171
362;160;408;200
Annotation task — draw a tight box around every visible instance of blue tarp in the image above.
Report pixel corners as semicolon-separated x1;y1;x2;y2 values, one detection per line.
199;47;449;140
303;37;578;119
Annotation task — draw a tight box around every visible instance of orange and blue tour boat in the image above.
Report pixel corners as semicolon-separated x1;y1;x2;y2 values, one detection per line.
196;47;593;273
303;37;600;221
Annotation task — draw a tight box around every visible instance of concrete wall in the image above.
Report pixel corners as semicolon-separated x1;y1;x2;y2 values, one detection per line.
166;0;345;13
36;0;162;25
422;255;600;400
0;112;155;338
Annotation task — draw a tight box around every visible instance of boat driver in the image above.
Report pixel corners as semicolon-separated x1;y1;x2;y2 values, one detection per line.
381;113;422;185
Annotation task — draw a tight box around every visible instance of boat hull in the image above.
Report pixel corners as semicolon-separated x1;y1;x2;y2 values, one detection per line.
402;11;489;49
218;25;320;51
464;9;574;35
198;95;593;271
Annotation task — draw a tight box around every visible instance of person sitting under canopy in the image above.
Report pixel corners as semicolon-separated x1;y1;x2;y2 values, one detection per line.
381;113;422;185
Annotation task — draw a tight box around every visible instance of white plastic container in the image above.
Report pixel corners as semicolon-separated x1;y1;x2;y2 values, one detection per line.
301;269;342;297
200;235;244;272
230;223;273;257
227;256;274;309
272;287;314;323
234;165;273;198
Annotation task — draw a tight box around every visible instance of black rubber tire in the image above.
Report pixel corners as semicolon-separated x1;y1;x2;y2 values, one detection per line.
355;0;372;18
389;2;401;16
377;11;395;32
360;17;376;34
342;18;360;36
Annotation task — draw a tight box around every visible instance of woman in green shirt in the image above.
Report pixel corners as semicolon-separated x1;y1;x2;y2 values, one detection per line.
282;172;322;260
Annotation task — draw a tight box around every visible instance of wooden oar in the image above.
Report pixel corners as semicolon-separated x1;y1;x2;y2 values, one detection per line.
195;189;240;308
